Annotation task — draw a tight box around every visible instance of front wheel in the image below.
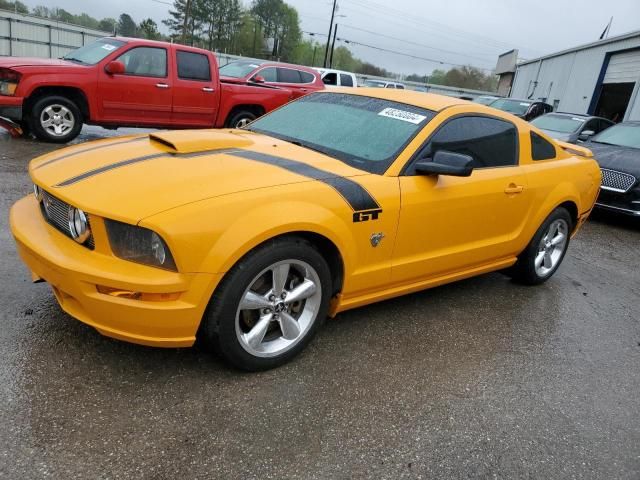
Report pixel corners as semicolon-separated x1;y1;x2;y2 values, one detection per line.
30;95;83;143
510;207;572;285
200;237;332;371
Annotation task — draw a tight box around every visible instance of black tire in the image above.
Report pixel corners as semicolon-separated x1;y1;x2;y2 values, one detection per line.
510;207;572;285
30;95;83;143
199;236;332;371
227;110;257;129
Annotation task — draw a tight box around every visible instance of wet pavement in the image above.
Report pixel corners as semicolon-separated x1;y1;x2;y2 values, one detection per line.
1;126;639;479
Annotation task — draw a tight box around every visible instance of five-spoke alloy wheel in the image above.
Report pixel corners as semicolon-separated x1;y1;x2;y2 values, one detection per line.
510;207;572;285
200;237;332;371
30;95;83;143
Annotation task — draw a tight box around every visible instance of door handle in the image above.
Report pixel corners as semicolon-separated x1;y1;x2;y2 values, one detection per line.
156;83;170;89
504;184;524;194
202;87;214;92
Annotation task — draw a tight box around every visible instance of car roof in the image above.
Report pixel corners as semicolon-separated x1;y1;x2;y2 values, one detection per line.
327;88;469;111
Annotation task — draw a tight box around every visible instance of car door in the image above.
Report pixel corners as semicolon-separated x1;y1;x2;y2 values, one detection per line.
275;67;312;98
171;49;219;126
392;115;532;284
97;45;172;124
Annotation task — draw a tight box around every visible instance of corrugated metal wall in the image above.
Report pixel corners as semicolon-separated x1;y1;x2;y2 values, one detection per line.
0;11;108;58
510;35;640;119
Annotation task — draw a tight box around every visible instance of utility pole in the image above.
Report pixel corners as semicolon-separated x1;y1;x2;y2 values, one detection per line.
329;24;338;68
312;45;317;66
181;0;192;45
323;0;337;68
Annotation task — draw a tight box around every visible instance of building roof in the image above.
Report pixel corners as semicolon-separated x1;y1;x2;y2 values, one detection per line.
518;29;640;67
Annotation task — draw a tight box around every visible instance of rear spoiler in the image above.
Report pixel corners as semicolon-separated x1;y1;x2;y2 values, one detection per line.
556;140;593;158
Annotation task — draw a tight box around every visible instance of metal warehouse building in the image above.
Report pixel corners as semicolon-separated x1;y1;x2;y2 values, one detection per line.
509;30;640;122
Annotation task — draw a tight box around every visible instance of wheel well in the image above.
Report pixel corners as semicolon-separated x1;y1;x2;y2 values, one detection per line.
25;86;90;120
558;201;578;231
225;104;266;126
293;232;344;297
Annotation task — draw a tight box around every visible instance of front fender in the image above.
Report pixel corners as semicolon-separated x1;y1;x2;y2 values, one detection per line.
140;182;357;276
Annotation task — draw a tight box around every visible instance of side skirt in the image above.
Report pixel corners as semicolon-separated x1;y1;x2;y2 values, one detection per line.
329;257;517;316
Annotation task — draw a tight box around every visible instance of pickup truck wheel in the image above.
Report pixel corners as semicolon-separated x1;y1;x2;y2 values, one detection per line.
228;110;257;129
31;96;83;143
510;207;572;285
200;237;332;371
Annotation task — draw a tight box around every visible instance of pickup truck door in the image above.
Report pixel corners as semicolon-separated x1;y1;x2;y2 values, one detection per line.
97;46;172;125
171;49;219;126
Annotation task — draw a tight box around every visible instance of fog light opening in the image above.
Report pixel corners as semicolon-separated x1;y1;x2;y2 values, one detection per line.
97;285;180;302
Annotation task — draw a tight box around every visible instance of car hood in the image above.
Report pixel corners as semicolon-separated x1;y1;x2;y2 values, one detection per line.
29;129;368;223
584;141;640;177
0;57;81;69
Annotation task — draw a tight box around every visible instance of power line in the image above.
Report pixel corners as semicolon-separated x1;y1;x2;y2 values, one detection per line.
336;37;495;72
339;24;495;64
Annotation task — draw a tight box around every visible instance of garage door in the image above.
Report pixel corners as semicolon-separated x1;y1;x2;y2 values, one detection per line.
604;50;640;83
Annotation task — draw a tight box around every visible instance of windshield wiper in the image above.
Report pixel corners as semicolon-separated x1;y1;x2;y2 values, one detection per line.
288;140;328;156
63;57;86;64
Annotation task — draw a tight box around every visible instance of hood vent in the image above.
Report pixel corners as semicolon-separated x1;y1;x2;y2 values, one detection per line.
149;130;254;154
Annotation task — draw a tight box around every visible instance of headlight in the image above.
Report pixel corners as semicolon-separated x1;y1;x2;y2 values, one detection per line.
105;219;177;271
0;81;18;96
68;207;91;244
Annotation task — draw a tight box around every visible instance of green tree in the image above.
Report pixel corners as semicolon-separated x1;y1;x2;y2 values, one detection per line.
117;13;138;37
98;18;117;33
0;0;29;13
139;18;161;40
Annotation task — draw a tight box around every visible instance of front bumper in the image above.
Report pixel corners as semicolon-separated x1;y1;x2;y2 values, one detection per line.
10;195;222;348
595;189;640;217
0;95;23;122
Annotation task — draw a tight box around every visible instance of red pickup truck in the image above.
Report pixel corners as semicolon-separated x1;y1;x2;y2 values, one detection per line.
0;37;298;143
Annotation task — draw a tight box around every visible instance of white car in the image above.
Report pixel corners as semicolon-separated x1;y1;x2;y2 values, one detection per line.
315;68;358;88
361;79;405;89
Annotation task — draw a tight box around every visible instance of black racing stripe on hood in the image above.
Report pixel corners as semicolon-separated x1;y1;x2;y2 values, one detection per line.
229;150;380;212
54;148;239;187
35;136;148;170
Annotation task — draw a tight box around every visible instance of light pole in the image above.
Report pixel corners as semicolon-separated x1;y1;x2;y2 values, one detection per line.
323;0;337;68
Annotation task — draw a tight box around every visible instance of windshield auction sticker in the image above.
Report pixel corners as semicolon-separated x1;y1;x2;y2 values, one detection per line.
378;108;427;124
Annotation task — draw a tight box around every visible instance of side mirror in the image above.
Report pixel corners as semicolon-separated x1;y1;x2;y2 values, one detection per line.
578;130;595;141
414;150;474;177
105;60;125;75
251;75;265;84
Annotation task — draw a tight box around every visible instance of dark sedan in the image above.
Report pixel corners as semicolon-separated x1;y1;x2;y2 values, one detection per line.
585;122;640;217
489;98;553;121
531;113;613;144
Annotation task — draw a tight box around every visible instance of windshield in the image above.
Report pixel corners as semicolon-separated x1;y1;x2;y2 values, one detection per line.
474;96;498;105
248;92;435;174
219;61;262;78
591;123;640;149
63;38;125;65
490;99;531;115
531;114;584;134
363;80;386;88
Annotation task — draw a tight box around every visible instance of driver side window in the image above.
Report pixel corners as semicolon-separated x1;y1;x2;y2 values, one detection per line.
116;47;167;78
418;116;518;169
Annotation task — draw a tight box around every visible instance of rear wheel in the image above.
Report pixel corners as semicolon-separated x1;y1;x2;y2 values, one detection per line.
200;237;332;371
227;110;257;129
510;207;572;285
30;95;83;143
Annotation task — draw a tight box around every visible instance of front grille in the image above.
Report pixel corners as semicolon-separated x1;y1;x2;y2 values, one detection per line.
40;190;95;249
600;168;637;193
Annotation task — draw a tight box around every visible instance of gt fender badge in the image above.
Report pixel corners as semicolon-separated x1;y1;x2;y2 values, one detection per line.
370;232;385;247
353;208;382;223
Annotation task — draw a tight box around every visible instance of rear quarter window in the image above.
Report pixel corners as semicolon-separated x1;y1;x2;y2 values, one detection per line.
531;131;557;160
300;71;315;83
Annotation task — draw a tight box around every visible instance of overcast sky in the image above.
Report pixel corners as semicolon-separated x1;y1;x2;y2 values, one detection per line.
21;0;640;75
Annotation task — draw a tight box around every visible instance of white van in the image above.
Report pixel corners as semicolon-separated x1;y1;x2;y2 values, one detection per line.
361;79;405;89
315;68;358;88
